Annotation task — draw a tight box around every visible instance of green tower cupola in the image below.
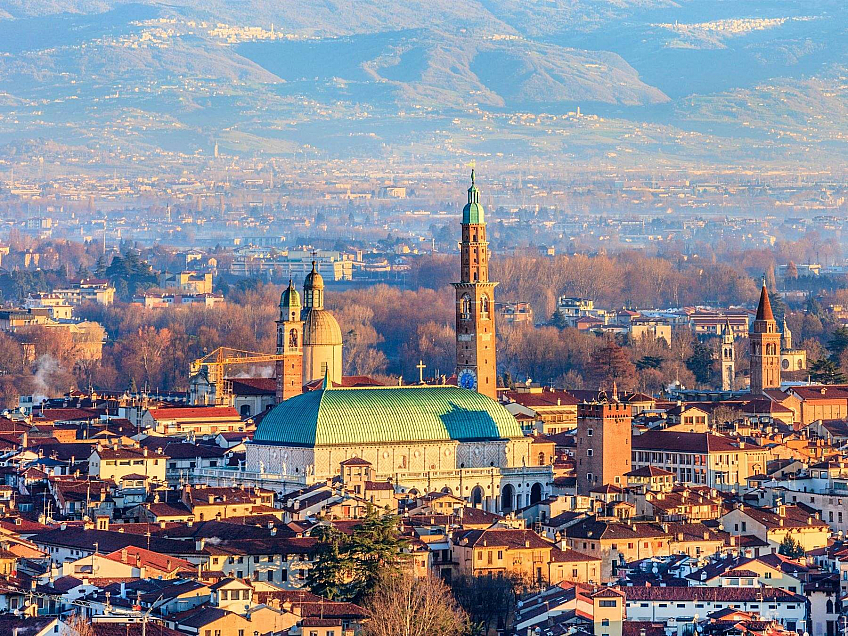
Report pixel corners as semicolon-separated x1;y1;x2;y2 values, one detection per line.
462;169;484;225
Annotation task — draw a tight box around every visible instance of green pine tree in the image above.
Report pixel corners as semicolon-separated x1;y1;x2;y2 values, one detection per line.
778;533;805;559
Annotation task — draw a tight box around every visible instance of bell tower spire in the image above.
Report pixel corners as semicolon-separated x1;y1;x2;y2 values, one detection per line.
275;279;304;402
452;169;498;400
721;319;735;391
750;279;780;395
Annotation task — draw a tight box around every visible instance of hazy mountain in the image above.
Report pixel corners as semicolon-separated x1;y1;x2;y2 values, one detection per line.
0;0;845;165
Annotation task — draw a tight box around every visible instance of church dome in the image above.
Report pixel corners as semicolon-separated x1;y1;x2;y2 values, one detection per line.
280;281;300;310
253;385;523;447
303;308;343;346
304;261;324;291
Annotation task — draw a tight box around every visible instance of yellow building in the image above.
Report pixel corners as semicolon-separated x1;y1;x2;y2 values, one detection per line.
160;271;213;294
720;504;830;553
88;446;167;485
453;528;598;585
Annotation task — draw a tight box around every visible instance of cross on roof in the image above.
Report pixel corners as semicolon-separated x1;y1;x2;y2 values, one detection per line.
416;360;426;384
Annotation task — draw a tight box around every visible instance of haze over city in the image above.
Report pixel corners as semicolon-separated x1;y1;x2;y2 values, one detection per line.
0;1;847;636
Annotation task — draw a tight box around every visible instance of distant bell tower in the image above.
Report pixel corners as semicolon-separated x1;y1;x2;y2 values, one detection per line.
452;170;498;400
275;280;304;403
721;319;735;392
749;279;781;395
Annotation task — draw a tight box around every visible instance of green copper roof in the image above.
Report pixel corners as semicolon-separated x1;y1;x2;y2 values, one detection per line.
254;386;523;447
280;280;301;309
462;169;484;225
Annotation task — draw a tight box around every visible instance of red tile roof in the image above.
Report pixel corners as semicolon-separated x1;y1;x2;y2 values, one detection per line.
146;407;240;421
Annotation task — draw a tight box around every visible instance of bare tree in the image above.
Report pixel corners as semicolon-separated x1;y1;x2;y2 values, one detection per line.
363;572;469;636
66;612;95;636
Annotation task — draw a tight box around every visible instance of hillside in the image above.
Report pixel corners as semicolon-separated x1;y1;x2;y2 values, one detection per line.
0;0;845;168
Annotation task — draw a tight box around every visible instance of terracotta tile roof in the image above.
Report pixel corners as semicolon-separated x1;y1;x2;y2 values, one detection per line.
501;389;579;408
229;378;276;395
104;546;192;572
96;447;163;460
735;504;828;530
455;528;552;550
743;399;794;414
633;431;749;454
35;407;101;422
339;457;372;466
790;386;848;401
626;466;675;478
550;547;599;563
566;517;671;541
146;406;240;421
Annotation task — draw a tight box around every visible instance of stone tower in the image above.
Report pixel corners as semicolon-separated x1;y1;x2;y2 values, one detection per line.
576;401;632;496
452;170;498;400
721;319;735;391
275;280;304;403
749;281;781;395
782;317;792;351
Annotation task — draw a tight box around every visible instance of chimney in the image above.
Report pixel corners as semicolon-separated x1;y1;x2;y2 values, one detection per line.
121;548;128;564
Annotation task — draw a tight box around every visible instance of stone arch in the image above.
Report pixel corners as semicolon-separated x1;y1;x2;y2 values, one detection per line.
460;294;472;320
470;485;484;507
441;486;453;495
480;294;490;319
530;482;543;505
501;484;515;513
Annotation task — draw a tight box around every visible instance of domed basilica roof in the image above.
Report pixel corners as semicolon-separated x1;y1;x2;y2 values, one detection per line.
254;385;523;447
303;309;343;346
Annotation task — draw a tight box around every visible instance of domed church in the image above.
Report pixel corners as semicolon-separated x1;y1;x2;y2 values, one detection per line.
247;173;552;513
301;262;343;385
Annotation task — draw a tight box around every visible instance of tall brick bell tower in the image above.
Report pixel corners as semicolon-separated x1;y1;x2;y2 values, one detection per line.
452;170;498;400
275;280;304;403
749;279;781;395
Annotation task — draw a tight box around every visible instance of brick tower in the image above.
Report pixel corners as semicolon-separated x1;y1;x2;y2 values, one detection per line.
749;280;781;395
452;170;498;400
576;401;632;496
275;280;304;403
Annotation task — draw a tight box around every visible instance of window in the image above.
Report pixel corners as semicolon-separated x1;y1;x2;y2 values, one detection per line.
289;328;298;349
480;295;490;319
587;449;593;457
460;294;472;320
599;600;617;608
602;619;610;626
587;429;593;437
